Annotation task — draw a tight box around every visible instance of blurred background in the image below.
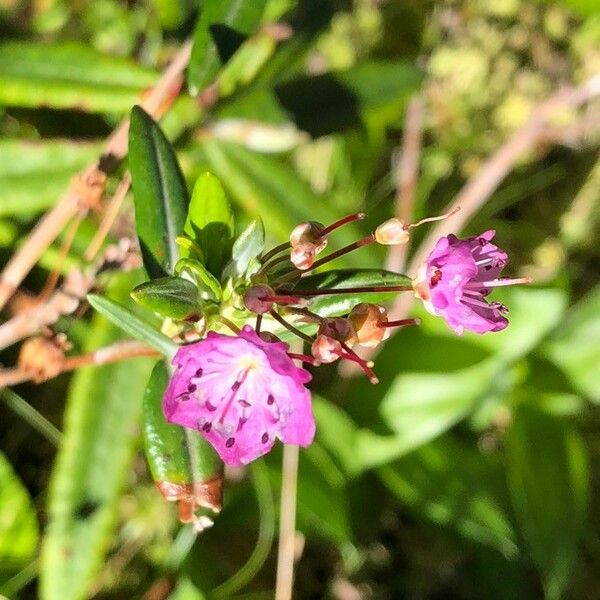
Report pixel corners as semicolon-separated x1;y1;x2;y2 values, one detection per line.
0;0;599;598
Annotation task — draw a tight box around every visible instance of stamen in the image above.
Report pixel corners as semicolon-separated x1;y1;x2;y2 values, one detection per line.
287;352;320;365
267;394;275;405
261;432;269;443
276;284;412;297
225;437;235;448
319;212;366;237
339;341;379;384
261;293;307;306
466;277;532;289
275;234;376;284
379;318;421;328
202;422;212;432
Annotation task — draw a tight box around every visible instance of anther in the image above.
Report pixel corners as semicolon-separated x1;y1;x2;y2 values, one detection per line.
225;437;235;448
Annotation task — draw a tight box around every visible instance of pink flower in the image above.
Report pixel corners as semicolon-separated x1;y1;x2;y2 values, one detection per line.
163;326;315;466
413;230;527;335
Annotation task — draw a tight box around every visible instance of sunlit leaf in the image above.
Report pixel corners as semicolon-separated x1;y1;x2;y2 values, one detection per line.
188;0;268;95
129;105;190;278
184;172;234;276
0;42;157;112
506;405;589;599
40;277;155;600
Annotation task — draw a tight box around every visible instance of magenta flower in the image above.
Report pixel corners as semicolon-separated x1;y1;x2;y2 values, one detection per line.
163;326;315;466
413;230;528;335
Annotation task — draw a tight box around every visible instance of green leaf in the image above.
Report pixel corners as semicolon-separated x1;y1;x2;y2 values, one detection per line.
199;139;361;250
274;60;423;137
143;362;223;491
542;286;600;403
87;294;178;358
184;172;234;276
132;276;200;320
175;258;222;301
188;0;269;95
229;218;265;277
357;359;499;470
0;452;38;564
291;269;412;319
0;139;101;216
378;436;518;559
129;105;190;278
506;405;589;599
169;577;207;600
40;281;155;600
0;42;157;112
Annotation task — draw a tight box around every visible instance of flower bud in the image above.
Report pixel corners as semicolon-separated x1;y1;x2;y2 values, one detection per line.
244;284;275;314
348;303;389;348
290;243;318;270
311;334;342;364
375;218;410;245
290;221;326;247
318;317;357;346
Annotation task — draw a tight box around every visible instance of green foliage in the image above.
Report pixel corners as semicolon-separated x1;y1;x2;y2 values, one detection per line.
129;105;190;279
1;0;599;598
506;405;589;599
132;277;201;321
40;277;155;600
0;42;157;112
87;294;178;358
0;452;38;568
184;172;234;276
188;0;269;94
143;362;222;488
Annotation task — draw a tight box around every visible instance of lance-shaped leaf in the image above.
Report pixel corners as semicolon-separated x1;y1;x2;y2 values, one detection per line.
184;172;234;276
132;277;201;321
87;294;177;359
40;284;155;600
506;405;589;599
175;258;222;301
129;105;190;279
289;269;412;319
188;0;269;95
229;218;265;278
0;451;39;566
143;361;223;522
0;42;157;112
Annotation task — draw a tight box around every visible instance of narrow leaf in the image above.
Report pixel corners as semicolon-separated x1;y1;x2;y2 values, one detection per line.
188;0;269;95
40;289;155;600
143;362;223;513
129;105;190;278
293;269;412;319
0;42;157;112
132;277;200;321
87;294;177;358
184;172;234;276
506;405;589;599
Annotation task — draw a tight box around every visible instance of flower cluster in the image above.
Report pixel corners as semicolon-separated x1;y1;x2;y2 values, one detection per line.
164;211;529;466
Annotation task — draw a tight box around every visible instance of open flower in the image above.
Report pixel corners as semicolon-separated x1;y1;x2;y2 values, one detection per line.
163;326;315;466
413;230;527;335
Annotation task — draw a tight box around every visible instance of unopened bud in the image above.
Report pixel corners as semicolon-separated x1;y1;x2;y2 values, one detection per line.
311;334;342;364
290;243;318;270
375;218;410;245
290;221;326;247
244;284;275;314
349;303;388;348
318;317;357;346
